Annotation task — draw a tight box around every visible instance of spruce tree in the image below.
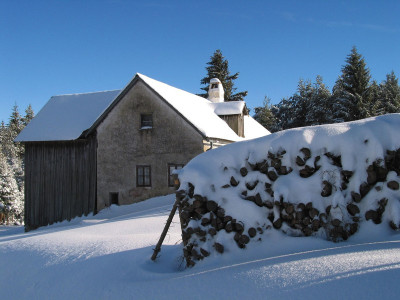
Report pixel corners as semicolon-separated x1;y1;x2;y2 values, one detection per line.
253;96;277;131
0;151;23;224
23;104;35;126
305;76;332;125
291;79;313;127
331;47;371;122
368;80;382;116
7;105;24;159
200;49;248;101
271;97;296;131
379;71;400;114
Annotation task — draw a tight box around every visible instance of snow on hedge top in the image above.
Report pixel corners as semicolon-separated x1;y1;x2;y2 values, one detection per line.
179;114;400;198
15;90;121;142
138;74;242;141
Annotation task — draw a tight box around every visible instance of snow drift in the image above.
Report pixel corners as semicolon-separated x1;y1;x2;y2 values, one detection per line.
176;114;400;266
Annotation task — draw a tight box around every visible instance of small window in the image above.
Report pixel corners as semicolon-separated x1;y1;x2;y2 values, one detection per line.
168;164;184;187
211;83;218;89
109;192;119;206
141;114;153;129
137;165;151;187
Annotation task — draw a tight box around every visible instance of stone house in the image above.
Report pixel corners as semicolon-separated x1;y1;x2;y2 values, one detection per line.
16;73;269;230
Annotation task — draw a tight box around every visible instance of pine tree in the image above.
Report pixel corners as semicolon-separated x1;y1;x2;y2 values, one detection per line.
305;76;332;125
291;79;313;127
271;97;296;131
0;152;23;224
253;96;277;131
8;104;24;135
200;49;248;101
0;121;6;145
379;71;400;114
5;105;24;160
23;104;35;126
331;47;371;122
368;80;382;116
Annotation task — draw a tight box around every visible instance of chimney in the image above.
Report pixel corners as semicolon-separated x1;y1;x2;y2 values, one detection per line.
207;78;224;103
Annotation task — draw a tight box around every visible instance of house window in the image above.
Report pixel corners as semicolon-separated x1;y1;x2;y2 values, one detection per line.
137;165;151;187
168;164;184;187
141;114;153;129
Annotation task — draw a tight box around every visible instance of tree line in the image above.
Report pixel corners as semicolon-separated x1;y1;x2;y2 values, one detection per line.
0;104;34;224
253;47;400;132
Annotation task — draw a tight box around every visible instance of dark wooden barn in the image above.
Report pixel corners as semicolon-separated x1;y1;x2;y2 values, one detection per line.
24;138;97;230
16;89;121;231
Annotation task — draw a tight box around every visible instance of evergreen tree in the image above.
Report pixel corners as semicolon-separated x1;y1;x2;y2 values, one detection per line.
0;121;6;145
379;71;400;114
272;79;314;130
271;97;296;131
331;47;371;122
23;104;35;126
253;96;277;131
200;49;248;101
305;76;332;125
291;79;313;127
367;80;382;116
6;105;24;160
8;104;24;135
0;104;34;224
0;151;23;224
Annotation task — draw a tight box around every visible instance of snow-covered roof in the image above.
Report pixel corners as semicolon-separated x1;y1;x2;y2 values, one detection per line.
243;115;271;139
15;90;121;142
134;74;241;141
208;101;245;116
16;73;267;142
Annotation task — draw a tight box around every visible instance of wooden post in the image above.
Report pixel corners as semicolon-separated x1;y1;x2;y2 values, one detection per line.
151;175;181;261
151;197;180;261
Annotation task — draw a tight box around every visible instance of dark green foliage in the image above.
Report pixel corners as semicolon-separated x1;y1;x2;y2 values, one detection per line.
305;76;332;125
331;46;371;122
378;71;400;114
259;47;400;132
367;80;382;116
253;96;277;131
23;104;35;126
265;76;332;131
200;49;248;101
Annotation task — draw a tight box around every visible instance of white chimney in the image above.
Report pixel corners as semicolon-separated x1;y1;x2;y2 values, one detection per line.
207;78;224;103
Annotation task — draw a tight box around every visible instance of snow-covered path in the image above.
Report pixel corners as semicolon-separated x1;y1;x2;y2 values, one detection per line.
1;194;399;299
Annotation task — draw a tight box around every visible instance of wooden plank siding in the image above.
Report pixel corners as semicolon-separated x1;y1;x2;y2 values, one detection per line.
219;114;244;137
24;136;97;231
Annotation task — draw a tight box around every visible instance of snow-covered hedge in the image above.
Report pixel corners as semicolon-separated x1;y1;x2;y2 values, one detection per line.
176;114;400;267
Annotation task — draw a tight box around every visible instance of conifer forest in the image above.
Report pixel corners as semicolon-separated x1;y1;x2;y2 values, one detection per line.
0;104;33;224
253;47;400;132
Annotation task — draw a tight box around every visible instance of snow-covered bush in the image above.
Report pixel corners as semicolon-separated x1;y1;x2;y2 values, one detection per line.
177;114;400;267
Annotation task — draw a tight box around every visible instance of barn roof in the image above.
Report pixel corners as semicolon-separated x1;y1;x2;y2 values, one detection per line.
16;73;269;142
15;90;121;142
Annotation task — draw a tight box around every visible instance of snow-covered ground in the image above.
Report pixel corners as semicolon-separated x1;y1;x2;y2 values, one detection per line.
1;194;399;299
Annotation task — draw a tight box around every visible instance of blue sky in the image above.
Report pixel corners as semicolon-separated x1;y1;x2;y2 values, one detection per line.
1;0;399;123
